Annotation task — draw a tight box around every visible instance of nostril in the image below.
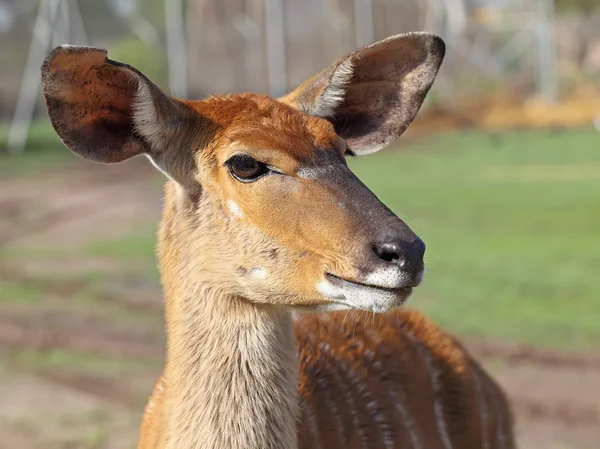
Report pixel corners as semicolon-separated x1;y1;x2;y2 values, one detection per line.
372;242;401;263
372;238;425;271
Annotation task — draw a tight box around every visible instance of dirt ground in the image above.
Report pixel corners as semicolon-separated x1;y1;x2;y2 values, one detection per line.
0;160;598;449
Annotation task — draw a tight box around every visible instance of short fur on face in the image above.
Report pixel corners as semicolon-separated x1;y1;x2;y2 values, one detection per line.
152;95;343;310
42;33;445;312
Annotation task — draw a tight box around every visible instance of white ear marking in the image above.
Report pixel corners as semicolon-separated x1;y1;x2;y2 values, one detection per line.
313;57;354;118
145;154;178;183
132;79;163;150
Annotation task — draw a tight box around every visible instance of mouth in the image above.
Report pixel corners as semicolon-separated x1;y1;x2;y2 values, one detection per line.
326;273;413;295
317;273;414;313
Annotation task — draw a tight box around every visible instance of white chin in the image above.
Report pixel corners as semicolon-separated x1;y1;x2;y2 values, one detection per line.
315;279;412;313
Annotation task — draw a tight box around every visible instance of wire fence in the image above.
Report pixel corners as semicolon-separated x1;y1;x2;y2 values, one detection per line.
186;0;565;100
0;0;599;151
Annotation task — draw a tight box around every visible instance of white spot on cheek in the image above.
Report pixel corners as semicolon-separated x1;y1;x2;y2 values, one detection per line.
248;267;267;280
227;200;244;219
146;155;176;182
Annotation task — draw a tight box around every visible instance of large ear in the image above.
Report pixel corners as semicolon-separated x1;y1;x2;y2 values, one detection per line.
279;32;445;155
41;45;205;181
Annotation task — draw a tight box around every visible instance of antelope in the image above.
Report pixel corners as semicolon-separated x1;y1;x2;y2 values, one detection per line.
41;33;514;449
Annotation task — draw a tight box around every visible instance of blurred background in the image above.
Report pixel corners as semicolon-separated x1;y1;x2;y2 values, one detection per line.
0;0;598;448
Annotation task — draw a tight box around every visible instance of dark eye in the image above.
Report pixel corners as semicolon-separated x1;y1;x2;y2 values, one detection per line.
227;155;270;182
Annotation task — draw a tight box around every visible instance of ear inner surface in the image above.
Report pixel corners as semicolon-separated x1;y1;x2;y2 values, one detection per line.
42;46;146;163
332;34;445;154
41;45;201;171
279;32;446;155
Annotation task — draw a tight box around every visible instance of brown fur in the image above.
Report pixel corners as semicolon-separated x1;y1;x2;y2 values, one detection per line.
138;308;514;449
295;309;514;449
41;33;515;449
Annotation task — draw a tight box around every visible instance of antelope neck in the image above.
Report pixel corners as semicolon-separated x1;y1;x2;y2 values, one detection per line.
163;287;299;449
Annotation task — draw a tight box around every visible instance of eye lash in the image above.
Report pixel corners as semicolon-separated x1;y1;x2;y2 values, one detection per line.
225;154;282;174
345;149;357;157
224;154;254;167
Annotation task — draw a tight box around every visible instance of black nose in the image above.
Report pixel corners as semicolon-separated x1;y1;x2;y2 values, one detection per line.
372;238;425;272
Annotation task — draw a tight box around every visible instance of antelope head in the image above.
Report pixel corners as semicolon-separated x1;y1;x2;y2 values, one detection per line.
42;33;445;313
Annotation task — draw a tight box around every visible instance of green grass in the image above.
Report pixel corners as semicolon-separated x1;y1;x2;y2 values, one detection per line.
72;127;600;350
0;121;75;176
0;280;47;304
3;126;599;350
0;120;64;152
0;148;76;176
85;231;158;262
0;347;159;378
349;127;600;350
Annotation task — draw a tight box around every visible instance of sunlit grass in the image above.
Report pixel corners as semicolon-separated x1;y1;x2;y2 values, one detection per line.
3;126;599;350
350;127;600;349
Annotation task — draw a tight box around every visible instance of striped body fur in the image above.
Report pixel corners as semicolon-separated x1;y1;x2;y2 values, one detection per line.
138;308;514;449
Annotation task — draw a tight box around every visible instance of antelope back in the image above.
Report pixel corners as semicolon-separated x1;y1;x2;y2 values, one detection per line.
295;308;515;449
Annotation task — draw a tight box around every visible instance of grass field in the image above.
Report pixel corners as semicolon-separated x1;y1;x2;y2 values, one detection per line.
1;126;599;448
2;126;599;349
349;128;600;350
